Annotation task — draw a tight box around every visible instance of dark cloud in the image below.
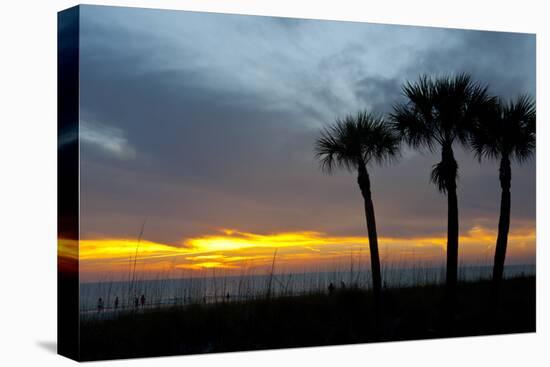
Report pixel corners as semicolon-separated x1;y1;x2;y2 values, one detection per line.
354;76;404;115
76;5;536;247
402;29;535;98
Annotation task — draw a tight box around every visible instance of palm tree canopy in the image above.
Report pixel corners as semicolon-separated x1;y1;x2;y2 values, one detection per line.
391;73;493;151
315;111;400;173
470;95;536;163
391;73;493;193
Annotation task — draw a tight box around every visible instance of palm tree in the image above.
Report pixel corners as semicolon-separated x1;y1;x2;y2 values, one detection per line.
391;74;492;303
315;110;399;326
469;95;535;298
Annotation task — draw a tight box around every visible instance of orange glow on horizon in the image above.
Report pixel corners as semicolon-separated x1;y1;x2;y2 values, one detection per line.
65;226;535;282
58;238;78;260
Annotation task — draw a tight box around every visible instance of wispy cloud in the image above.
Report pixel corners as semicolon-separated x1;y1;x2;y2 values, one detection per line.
80;120;136;160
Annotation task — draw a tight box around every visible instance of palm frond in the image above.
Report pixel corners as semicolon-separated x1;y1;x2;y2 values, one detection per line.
469;94;536;164
391;102;435;151
315;110;400;174
508;95;536;163
315;118;357;174
430;156;458;194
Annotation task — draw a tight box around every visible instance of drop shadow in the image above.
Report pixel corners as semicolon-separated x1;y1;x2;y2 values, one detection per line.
36;340;57;354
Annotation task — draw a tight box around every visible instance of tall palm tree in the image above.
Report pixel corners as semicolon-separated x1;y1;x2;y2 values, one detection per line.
315;110;399;325
391;74;492;303
469;95;535;297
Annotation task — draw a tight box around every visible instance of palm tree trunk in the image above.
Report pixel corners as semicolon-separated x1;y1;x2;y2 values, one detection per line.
492;155;511;304
357;164;382;334
446;185;459;295
442;144;459;325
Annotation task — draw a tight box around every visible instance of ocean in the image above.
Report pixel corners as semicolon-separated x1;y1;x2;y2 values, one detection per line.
79;264;535;314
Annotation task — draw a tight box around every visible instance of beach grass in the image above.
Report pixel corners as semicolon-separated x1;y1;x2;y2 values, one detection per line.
79;275;535;361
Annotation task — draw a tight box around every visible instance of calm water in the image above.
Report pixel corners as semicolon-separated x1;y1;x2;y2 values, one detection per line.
80;264;535;313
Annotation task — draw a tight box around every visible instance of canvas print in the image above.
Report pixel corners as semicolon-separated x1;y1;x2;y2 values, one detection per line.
58;5;536;361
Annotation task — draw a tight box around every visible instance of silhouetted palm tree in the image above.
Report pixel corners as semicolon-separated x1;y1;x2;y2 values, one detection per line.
391;74;492;303
469;95;535;298
315;111;399;326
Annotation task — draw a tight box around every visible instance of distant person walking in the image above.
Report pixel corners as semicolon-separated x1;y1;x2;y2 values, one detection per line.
114;296;119;310
97;297;104;313
134;296;139;309
328;282;335;295
140;294;146;308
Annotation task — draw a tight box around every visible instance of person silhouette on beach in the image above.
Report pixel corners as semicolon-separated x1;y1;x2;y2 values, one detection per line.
328;282;335;295
134;296;139;308
114;296;119;310
97;297;104;313
140;294;145;308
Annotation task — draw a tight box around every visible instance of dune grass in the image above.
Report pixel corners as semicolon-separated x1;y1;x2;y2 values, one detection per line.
79;275;535;361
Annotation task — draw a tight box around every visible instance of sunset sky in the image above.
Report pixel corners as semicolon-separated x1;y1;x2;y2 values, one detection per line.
65;6;535;282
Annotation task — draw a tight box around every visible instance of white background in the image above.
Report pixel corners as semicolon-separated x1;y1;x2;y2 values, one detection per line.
0;0;548;366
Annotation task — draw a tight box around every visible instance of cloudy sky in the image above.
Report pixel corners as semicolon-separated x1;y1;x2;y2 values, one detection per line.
73;5;535;280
